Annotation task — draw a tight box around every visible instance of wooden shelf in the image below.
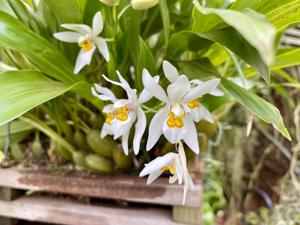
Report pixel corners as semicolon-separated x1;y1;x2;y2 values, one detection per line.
0;168;202;207
0;196;181;225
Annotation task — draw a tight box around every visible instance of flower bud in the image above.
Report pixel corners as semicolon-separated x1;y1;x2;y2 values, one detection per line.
131;0;159;10
99;0;118;6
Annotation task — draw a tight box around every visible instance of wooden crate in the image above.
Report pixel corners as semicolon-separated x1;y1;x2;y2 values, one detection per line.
0;167;202;225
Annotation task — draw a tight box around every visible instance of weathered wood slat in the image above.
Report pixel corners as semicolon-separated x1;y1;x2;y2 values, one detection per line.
0;168;201;207
0;196;182;225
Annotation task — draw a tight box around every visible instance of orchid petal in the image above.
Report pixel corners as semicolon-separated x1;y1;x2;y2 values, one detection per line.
182;117;199;154
138;75;160;104
142;69;168;103
121;129;130;155
116;71;137;101
147;170;164;185
186;106;201;122
92;12;103;37
210;88;224;96
167;75;190;103
92;84;116;102
61;24;92;34
163;124;187;144
183;78;220;103
95;37;109;62
112;112;136;139
139;152;177;177
163;60;179;83
53;32;81;43
191;79;224;96
174;157;183;184
100;123;113;138
198;106;214;123
146;107;168;150
169;174;178;184
74;47;96;74
133;107;146;155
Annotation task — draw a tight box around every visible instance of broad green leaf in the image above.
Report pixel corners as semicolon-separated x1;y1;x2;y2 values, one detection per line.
0;120;34;138
273;48;300;69
0;70;79;126
221;78;290;140
230;0;296;14
0;120;34;148
197;27;269;83
245;48;300;76
44;0;82;23
266;1;300;32
136;37;157;90
159;0;170;49
179;59;290;140
167;31;213;58
178;58;220;79
193;1;276;67
0;11;76;84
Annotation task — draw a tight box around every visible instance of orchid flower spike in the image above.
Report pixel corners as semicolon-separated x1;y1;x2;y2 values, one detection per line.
139;141;194;204
142;62;221;154
54;12;109;74
92;71;158;155
163;60;224;123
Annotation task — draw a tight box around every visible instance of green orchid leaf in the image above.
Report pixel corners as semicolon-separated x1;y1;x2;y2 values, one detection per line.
0;120;34;148
44;0;82;24
221;78;291;140
245;48;300;77
159;0;170;49
266;1;300;32
136;37;157;90
199;27;269;83
193;1;276;68
0;11;76;84
167;31;213;58
0;70;80;126
179;59;290;140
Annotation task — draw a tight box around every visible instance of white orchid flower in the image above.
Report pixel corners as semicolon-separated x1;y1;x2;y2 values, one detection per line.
54;12;109;74
142;66;220;154
163;60;223;123
92;71;157;155
139;141;194;204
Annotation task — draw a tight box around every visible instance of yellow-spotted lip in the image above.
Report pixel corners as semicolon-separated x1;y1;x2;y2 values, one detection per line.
79;38;93;52
161;164;176;173
187;99;200;109
105;106;129;124
166;104;186;128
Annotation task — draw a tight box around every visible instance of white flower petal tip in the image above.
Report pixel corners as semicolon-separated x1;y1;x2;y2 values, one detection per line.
53;32;81;43
99;0;118;6
162;60;179;83
92;12;103;37
131;0;159;10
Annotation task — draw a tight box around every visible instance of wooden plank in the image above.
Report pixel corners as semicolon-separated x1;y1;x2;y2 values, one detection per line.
0;196;182;225
0;187;19;225
0;168;201;207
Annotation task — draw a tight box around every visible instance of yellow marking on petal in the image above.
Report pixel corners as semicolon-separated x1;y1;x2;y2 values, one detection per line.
162;165;176;173
167;111;184;128
79;38;93;52
105;112;115;125
116;106;129;121
187;99;200;109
